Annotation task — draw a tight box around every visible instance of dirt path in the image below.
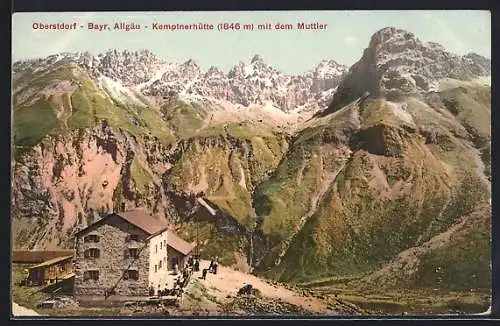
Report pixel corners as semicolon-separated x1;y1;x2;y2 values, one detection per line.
196;260;332;314
12;302;40;317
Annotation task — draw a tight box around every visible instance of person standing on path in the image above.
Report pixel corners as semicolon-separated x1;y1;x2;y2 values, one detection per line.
194;258;200;272
174;263;179;275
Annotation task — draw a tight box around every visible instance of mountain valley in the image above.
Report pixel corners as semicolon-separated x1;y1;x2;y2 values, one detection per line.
11;27;491;313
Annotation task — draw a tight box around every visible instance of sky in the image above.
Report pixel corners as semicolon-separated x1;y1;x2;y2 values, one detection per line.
12;11;490;74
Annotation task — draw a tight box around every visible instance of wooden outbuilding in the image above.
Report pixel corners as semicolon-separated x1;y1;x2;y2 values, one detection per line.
27;255;74;286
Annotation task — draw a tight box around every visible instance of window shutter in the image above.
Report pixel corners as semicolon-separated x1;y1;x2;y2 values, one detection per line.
124;249;129;259
96;249;100;258
95;235;100;243
84;250;89;258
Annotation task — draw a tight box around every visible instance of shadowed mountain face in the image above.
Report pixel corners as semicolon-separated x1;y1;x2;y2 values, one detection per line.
11;27;490;294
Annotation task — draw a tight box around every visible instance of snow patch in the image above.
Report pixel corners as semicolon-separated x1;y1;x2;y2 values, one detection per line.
238;166;247;189
197;198;217;216
98;75;146;106
135;64;173;90
243;65;254;78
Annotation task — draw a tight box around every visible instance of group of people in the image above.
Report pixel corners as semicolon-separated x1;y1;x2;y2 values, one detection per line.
201;257;218;280
173;255;200;276
187;255;200;272
150;255;221;298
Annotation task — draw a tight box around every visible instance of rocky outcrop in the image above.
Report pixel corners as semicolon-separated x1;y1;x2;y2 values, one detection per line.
11;122;177;249
354;124;410;157
96;49;166;86
143;54;347;113
14;51;347;114
323;27;491;115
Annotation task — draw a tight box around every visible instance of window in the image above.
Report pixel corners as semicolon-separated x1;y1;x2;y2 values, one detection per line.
84;235;99;243
84;248;100;258
124;248;139;259
59;263;66;272
160;242;162;250
123;270;139;280
164;240;166;248
127;234;139;242
163;257;166;263
155;245;158;253
159;260;162;269
155;264;157;273
83;270;99;280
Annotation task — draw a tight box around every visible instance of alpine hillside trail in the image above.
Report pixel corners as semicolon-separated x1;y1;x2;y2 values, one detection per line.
196;260;334;314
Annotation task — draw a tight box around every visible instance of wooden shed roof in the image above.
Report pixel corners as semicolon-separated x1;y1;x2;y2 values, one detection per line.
12;250;74;263
29;255;73;270
166;230;196;256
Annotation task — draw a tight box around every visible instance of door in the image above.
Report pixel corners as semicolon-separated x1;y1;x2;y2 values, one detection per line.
170;257;178;270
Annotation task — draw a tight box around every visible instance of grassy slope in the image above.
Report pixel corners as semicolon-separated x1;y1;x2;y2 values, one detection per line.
254;106;358;243
13;65;175;147
168;121;286;229
438;85;490;141
130;157;153;196
256;95;490;289
412;204;491;291
13;99;60;146
11;263;51;309
68;70;174;144
161;100;207;138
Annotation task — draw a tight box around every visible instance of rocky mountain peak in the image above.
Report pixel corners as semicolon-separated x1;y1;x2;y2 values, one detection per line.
313;59;348;78
322;27;491;115
97;49;166;85
368;27;417;49
183;58;198;67
179;59;202;77
205;66;224;78
13;48;348;114
250;54;265;64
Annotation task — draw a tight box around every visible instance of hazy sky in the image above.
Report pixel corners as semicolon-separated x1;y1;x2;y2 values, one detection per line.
12;11;490;74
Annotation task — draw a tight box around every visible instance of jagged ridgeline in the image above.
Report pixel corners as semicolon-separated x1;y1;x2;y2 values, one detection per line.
11;27;491;293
